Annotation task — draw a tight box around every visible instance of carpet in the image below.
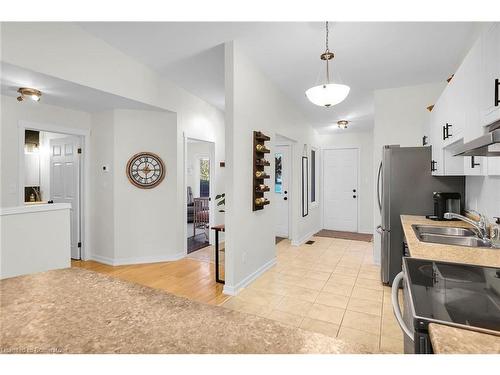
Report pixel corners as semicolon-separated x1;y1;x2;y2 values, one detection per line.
0;268;365;354
315;229;373;242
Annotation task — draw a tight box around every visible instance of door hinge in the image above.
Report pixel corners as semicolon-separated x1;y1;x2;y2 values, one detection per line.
77;148;82;154
77;242;82;248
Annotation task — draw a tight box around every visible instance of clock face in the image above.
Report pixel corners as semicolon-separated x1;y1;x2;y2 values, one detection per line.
126;152;165;189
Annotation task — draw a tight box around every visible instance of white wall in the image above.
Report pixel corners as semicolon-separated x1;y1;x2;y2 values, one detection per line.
112;109;179;263
224;41;321;294
318;130;374;234
372;82;446;263
465;176;500;223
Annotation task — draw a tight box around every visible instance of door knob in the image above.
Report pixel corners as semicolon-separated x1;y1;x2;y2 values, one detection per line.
353;195;357;198
284;197;288;201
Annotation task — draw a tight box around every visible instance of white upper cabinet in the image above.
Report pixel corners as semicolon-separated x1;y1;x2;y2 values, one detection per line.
480;23;500;126
427;22;499;177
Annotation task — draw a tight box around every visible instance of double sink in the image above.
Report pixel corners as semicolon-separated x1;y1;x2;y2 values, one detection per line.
412;225;494;248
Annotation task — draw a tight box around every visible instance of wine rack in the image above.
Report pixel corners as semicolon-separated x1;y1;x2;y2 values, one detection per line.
253;131;271;211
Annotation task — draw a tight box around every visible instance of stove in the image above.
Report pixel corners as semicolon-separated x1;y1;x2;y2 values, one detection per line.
393;258;500;353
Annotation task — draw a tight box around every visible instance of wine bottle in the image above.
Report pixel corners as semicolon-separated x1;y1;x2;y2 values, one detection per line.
257;184;268;191
255;171;266;178
255;197;269;206
255;144;268;152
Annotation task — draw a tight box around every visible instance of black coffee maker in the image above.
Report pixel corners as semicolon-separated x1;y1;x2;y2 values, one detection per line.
429;192;462;221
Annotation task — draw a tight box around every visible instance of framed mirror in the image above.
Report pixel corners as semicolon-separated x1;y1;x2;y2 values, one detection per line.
302;156;308;217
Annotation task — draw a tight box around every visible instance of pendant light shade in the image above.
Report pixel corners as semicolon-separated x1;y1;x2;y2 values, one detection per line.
305;83;350;107
306;22;349;107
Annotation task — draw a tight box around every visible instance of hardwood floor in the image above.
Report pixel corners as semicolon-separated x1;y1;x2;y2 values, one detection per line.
72;252;229;306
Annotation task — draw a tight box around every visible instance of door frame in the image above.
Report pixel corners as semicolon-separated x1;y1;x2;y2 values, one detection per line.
274;134;295;241
321;147;360;233
18;121;90;260
183;134;216;255
274;143;292;239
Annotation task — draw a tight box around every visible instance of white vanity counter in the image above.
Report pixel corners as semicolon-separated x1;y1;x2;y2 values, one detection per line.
1;203;71;279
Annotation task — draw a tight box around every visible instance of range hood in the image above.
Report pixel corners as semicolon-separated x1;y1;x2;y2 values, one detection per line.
454;121;500;156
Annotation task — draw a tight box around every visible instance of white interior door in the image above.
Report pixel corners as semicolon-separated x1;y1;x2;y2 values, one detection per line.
50;136;81;259
275;145;290;237
323;148;358;232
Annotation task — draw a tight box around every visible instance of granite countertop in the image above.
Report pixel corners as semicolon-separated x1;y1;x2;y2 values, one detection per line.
0;268;366;354
401;215;500;267
401;215;500;354
429;324;500;354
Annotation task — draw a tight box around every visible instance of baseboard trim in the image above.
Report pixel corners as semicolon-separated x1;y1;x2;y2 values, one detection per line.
291;228;319;246
223;257;277;296
89;252;186;266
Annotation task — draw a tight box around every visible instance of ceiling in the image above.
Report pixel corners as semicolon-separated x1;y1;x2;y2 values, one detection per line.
1;62;167;113
76;22;484;133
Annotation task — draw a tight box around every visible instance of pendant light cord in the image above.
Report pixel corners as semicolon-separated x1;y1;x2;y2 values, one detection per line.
325;21;330;84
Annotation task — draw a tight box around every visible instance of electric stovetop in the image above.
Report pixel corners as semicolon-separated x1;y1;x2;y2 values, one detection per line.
404;257;500;334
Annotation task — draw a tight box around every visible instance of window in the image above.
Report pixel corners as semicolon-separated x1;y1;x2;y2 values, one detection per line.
275;152;283;193
199;158;210;197
311;148;318;204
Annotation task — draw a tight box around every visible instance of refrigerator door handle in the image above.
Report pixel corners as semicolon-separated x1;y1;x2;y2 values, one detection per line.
377;161;383;213
392;272;414;340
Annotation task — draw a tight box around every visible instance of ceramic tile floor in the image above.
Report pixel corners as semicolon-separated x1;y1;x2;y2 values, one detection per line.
221;236;404;353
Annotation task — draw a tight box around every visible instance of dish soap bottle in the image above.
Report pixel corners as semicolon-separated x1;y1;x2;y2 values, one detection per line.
492;217;500;248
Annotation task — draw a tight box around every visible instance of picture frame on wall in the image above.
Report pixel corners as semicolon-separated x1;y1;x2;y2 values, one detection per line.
302;156;308;217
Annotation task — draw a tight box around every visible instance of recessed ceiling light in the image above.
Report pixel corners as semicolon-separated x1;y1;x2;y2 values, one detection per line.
17;87;42;102
337;120;349;129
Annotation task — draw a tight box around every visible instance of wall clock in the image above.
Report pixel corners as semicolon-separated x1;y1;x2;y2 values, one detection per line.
126;152;166;189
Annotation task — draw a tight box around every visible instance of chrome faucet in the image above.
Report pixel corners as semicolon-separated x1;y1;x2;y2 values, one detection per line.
444;210;490;240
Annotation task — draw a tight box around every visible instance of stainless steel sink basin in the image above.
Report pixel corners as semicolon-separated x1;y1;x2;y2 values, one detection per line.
416;233;493;248
412;224;494;248
413;225;477;237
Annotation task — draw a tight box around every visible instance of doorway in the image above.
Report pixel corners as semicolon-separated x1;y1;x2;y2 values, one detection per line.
323;148;359;232
185;138;215;254
20;128;84;259
274;143;291;239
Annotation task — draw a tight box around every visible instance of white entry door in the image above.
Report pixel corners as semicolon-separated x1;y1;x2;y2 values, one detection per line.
323;148;358;232
275;145;290;237
50;136;81;259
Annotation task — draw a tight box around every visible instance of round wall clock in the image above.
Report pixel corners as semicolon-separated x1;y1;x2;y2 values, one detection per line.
126;152;166;189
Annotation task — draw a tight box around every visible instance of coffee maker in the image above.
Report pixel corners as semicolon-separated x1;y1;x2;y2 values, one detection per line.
430;192;462;220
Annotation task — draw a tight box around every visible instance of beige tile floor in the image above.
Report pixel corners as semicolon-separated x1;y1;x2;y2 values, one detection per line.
221;236;404;353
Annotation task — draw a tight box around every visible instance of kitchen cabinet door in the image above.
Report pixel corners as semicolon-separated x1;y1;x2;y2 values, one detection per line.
463;156;488;176
442;72;465;147
488;157;500;176
480;23;500;126
463;37;482;142
430;106;444;176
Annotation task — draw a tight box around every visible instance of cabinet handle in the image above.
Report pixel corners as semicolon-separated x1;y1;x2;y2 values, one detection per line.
446;123;453;138
431;160;437;172
495;78;499;107
471;156;480;169
442;125;447;140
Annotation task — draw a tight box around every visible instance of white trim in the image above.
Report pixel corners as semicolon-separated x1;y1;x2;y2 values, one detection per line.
291;228;319;246
321;147;360;233
0;203;71;216
222;257;277;296
89;252;185;266
18;120;91;261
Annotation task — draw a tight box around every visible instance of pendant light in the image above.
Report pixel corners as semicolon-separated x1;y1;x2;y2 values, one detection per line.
305;22;350;107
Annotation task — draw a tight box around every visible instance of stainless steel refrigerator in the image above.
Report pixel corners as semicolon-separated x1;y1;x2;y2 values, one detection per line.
376;145;465;285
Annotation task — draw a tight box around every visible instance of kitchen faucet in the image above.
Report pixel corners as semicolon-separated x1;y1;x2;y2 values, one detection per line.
444;210;490;240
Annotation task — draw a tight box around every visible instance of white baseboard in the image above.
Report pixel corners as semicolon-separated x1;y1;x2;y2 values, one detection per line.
291;228;319;246
89;252;186;266
223;257;277;296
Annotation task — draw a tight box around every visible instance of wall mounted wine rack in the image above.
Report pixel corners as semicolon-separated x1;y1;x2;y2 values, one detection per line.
253;131;271;211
